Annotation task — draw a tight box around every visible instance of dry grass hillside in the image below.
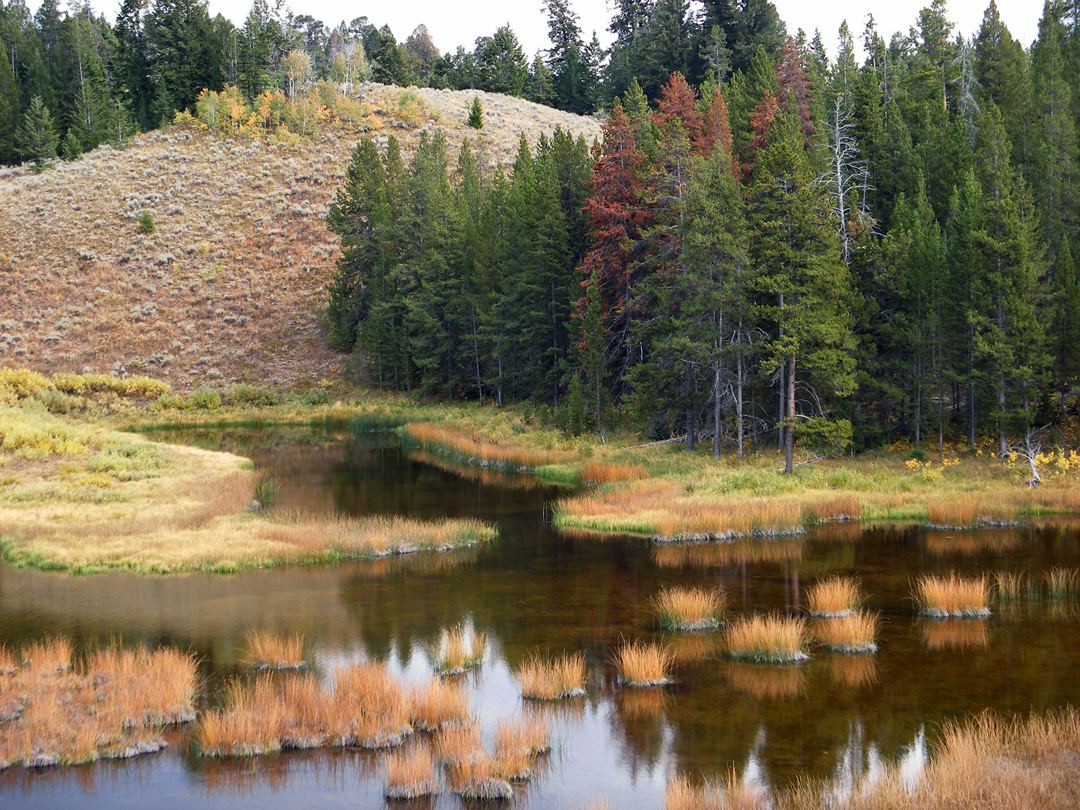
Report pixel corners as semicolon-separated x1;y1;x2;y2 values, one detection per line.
0;84;602;391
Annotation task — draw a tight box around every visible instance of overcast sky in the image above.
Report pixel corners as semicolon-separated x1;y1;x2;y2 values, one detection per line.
40;0;1044;60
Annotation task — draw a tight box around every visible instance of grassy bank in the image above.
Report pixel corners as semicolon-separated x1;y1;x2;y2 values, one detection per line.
0;371;495;574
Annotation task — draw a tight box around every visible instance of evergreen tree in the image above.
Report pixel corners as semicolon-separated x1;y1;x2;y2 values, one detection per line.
16;94;57;165
0;45;17;164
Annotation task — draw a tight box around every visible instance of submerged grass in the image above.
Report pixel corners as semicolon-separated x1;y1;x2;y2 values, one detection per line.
652;586;726;631
724;614;809;664
913;573;992;618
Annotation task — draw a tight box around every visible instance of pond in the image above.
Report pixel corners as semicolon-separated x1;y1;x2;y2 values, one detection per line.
2;426;1079;808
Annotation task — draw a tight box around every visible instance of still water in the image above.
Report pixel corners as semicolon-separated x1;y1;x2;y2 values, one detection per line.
1;426;1079;808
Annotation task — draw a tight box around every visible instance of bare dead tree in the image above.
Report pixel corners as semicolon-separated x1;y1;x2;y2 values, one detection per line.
1010;424;1050;488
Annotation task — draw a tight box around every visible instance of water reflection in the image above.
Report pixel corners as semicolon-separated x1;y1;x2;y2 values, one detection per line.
2;427;1080;809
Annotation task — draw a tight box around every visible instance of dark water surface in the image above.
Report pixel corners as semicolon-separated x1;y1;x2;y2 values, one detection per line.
2;427;1079;809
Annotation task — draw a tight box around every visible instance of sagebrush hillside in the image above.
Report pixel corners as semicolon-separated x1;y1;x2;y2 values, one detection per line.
0;84;601;391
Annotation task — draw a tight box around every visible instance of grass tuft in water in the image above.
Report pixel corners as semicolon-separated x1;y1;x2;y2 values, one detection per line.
243;630;306;670
383;743;438;800
613;641;674;687
913;573;991;618
517;652;587;701
1044;567;1079;599
811;611;880;654
805;576;864;617
652;586;726;631
428;624;485;675
723;614;809;664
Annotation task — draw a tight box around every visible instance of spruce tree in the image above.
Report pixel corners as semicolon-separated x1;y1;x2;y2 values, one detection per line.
17;95;58;165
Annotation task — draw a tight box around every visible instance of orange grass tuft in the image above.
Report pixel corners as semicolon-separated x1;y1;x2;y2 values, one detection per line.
724;614;809;664
613;641;674;687
926;495;1017;528
665;771;767;810
805;576;864;617
383;743;438;800
410;679;471;731
517;651;587;700
811;611;880;654
447;750;514;800
494;715;549;757
433;723;481;767
243;630;306;670
652;586;726;631
913;572;991;617
429;624;485;674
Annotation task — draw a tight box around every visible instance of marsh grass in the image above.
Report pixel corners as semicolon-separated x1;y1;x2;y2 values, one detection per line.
652;586;726;631
433;723;481;767
613;641;674;687
429;624;485;675
410;679;471;732
1044;567;1079;599
993;570;1037;601
805;576;864;618
926;495;1017;528
724;614;809;664
665;772;768;810
811;611;880;654
0;637;195;768
494;715;549;757
447;751;514;800
580;461;647;485
402;422;572;471
517;652;587;700
244;630;306;670
383;743;438;800
913;573;991;618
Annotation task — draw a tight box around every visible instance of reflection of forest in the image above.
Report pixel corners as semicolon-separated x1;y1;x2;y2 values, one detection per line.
2;430;1080;792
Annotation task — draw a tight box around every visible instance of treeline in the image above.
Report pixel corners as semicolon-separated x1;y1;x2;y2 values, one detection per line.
329;1;1080;467
0;0;790;164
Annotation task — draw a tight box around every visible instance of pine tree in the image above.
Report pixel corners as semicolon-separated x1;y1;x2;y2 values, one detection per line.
0;46;17;165
17;94;58;165
467;96;483;128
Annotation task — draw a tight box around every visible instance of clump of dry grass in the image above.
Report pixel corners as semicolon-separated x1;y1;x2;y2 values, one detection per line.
613;641;674;687
665;772;768;810
410;679;471;732
926;495;1017;527
724;614;809;664
433;723;481;767
494;715;549;757
652;586;726;631
811;611;880;654
383;743;438;800
243;630;306;670
1044;567;1079;599
429;624;485;675
805;576;864;617
517;651;587;700
913;573;991;618
0;637;196;768
447;751;514;800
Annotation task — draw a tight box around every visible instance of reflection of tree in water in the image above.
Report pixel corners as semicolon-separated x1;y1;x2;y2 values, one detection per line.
608;687;673;777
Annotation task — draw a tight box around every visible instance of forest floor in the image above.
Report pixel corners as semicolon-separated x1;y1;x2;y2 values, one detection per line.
0;83;601;394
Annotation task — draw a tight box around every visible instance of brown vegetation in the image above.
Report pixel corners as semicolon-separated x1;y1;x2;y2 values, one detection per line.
652;586;726;631
403;422;573;470
517;651;587;700
243;630;306;670
805;576;864;617
429;624;485;675
724;614;809;664
613;641;674;687
383;743;438;800
0;638;196;769
913;573;992;618
410;679;471;732
811;612;880;654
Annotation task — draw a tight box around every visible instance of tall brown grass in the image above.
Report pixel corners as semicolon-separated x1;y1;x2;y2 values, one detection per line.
0;637;196;767
383;743;438;799
429;624;485;674
993;570;1036;601
433;723;481;767
243;630;306;670
494;715;549;757
724;614;809;664
613;641;674;687
447;750;514;800
652;586;727;631
410;679;471;731
517;651;587;700
665;772;768;810
811;612;880;654
925;495;1017;527
580;461;647;485
913;572;991;617
805;576;864;617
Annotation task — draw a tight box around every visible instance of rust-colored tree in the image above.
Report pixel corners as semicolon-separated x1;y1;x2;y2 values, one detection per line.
650;72;704;152
700;85;734;164
777;36;813;145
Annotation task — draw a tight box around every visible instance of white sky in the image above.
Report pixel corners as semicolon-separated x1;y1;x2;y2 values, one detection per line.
40;0;1044;60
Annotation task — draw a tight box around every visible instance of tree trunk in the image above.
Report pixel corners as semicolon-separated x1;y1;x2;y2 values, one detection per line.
785;356;796;474
685;362;695;453
736;349;744;460
713;364;722;459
